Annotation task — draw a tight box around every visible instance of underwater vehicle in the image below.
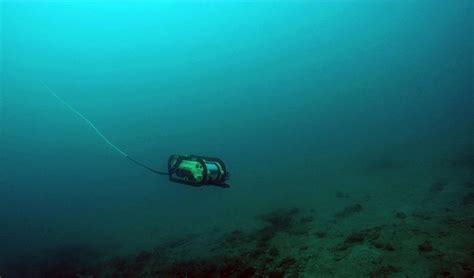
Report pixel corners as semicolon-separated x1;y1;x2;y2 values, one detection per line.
41;81;230;188
128;154;230;188
168;155;230;188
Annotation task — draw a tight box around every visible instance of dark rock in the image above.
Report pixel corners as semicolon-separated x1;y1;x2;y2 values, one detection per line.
442;216;461;226
220;257;247;277
158;235;194;250
299;215;314;224
373;242;384;249
459;261;472;271
395;212;407;219
249;247;267;260
315;231;327;238
418;240;433;252
267;271;285;278
431;181;447;193
255;207;313;240
336;191;350;198
339;227;382;250
263;257;275;264
110;256;127;272
432;270;454;277
223;230;252;246
365;158;405;172
438;231;449;237
257;227;276;244
166;260;216;276
373;242;395;251
464;270;474;278
288;226;310;236
451;153;474;168
240;266;257;277
258;207;300;233
462;193;474;205
371;257;383;265
345;233;365;244
369;265;400;277
135;251;151;264
412;210;432;220
335;204;363;219
160;257;251;277
338;233;365;251
278;256;296;268
362;227;382;242
269;247;280;257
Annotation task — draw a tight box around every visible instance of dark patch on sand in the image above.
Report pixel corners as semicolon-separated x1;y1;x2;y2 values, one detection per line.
315;231;327;238
412;209;433;220
336;191;350;198
369;265;400;277
395;211;407;219
418;240;433;252
373;241;396;251
430;180;448;193
465;181;474;188
462;192;474;205
335;204;363;219
450;153;474;169
338;226;382;251
258;207;300;233
158;257;253;277
364;157;405;172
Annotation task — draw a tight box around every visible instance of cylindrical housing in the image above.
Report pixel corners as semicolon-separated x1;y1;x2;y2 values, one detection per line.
168;154;229;187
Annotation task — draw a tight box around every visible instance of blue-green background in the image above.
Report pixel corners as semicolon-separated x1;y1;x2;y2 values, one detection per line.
1;0;472;268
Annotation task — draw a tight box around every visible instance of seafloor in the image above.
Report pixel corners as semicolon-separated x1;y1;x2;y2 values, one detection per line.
5;154;474;277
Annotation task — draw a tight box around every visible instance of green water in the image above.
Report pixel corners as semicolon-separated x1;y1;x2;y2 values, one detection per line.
1;1;473;277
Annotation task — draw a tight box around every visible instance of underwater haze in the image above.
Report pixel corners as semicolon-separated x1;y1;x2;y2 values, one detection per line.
1;1;473;277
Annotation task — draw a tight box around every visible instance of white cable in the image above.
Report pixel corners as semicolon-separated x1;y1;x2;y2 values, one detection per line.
41;80;128;157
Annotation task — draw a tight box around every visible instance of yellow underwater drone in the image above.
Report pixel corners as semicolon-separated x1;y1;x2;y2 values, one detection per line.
42;81;231;188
